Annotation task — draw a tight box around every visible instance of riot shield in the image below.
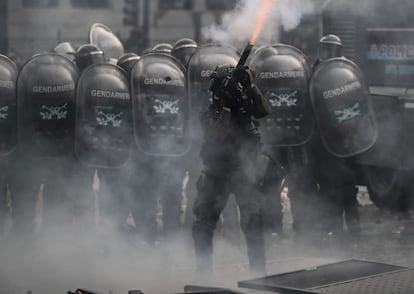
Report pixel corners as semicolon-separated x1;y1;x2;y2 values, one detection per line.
187;43;239;144
131;53;189;156
0;55;18;156
75;63;132;168
248;45;314;147
310;57;378;157
89;23;124;61
17;53;78;158
272;43;310;65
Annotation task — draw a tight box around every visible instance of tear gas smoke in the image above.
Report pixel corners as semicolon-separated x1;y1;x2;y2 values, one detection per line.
202;0;316;46
249;0;275;45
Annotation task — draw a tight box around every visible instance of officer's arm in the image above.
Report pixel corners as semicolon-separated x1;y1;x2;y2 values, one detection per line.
248;84;272;119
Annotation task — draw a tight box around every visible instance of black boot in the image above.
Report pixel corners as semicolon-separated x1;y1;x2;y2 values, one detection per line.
192;222;214;277
244;214;266;276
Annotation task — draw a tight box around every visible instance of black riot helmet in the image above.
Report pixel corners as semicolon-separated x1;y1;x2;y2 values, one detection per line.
209;64;256;96
171;38;198;68
75;44;104;71
117;52;141;76
54;42;76;61
152;43;173;55
248;46;279;68
318;34;343;61
209;64;234;101
209;64;269;118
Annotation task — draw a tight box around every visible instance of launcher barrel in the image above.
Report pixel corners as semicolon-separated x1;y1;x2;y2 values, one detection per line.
236;42;254;68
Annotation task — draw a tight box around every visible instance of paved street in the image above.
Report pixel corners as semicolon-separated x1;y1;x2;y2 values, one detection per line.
0;191;413;294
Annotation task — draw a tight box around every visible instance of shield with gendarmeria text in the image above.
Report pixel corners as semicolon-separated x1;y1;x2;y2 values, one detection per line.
187;43;239;145
75;63;132;167
17;53;78;158
0;54;18;156
310;57;378;157
249;44;314;147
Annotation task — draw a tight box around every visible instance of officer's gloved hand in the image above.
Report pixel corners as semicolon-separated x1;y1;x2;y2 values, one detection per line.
215;106;233;131
236;98;254;127
233;66;254;91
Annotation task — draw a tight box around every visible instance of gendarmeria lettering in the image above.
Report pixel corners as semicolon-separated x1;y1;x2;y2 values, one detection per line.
91;90;130;100
259;71;305;79
0;80;14;89
201;70;214;78
323;81;361;99
33;83;75;94
144;78;184;87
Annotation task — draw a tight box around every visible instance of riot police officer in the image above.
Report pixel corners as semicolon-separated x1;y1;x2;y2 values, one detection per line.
74;44;134;233
116;52;160;243
171;38;198;68
89;23;125;63
186;43;242;242
11;49;79;233
117;52;141;76
0;54;18;234
54;42;77;61
152;43;173;55
248;44;319;238
315;34;343;66
130;48;189;244
311;34;364;236
192;63;271;276
169;38;198;231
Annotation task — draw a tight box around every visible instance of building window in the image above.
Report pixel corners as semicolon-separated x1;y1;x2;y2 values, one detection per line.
205;0;238;11
159;0;193;10
22;0;59;8
71;0;110;9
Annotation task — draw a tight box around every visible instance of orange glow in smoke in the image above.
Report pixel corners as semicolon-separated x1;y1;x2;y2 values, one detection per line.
249;0;275;45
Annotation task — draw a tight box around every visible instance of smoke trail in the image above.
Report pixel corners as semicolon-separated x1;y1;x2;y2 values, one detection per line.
202;0;316;45
249;0;275;45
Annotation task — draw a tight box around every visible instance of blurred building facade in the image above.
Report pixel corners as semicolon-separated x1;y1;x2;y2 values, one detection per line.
3;0;323;64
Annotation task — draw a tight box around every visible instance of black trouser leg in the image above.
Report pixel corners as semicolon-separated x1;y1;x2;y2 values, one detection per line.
342;186;361;234
192;221;214;276
243;213;266;275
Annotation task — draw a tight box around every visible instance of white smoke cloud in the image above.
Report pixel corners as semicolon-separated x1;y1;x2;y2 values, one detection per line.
202;0;316;46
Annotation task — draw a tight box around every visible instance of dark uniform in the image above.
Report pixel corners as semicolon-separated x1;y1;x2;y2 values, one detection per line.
115;52;158;239
74;44;133;231
12;51;79;233
312;35;361;236
186;43;241;241
248;45;317;236
192;64;271;276
0;55;17;232
130;49;189;243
